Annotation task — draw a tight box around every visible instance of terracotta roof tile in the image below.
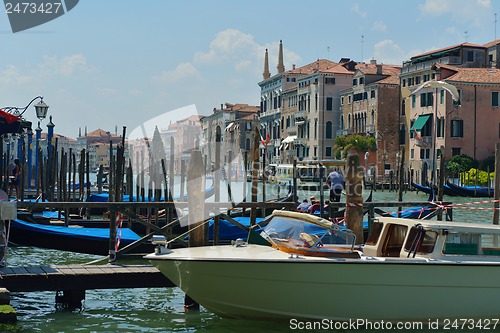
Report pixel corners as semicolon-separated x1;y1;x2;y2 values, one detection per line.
285;59;352;75
483;39;500;48
446;67;500;84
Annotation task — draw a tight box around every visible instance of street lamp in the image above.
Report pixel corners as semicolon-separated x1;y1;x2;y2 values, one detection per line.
2;96;49;121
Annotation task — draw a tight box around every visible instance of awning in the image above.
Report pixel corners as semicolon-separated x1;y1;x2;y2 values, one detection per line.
410;114;431;131
295;120;305;126
282;135;297;144
225;122;234;131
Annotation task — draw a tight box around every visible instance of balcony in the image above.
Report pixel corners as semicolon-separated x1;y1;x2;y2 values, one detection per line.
366;125;375;134
336;129;352;136
294;110;306;121
287;125;297;135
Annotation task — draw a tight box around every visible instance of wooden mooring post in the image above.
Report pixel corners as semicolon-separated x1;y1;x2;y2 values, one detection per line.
184;149;205;310
345;149;364;244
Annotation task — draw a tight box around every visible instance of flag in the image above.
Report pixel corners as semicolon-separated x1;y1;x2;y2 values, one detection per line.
414;129;429;147
0;109;21;124
261;133;271;147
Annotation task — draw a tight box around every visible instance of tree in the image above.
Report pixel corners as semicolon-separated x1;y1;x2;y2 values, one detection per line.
334;135;377;158
446;154;478;176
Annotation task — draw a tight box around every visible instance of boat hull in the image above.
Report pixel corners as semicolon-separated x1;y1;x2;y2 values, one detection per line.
148;245;500;321
9;219;154;255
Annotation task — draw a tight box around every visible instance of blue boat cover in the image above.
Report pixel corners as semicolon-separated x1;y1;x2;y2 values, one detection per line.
11;219;141;242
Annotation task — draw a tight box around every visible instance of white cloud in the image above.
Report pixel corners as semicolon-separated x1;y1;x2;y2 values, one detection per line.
352;3;367;17
152;62;202;84
372;39;406;65
39;54;92;76
419;0;492;27
96;87;119;97
0;65;32;86
372;21;387;33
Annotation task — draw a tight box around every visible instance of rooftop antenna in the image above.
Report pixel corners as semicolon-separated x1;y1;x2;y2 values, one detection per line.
495;13;497;40
465;30;469;42
361;35;364;62
327;46;330;60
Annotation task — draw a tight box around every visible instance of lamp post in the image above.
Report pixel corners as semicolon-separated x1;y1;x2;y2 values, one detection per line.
1;96;49;196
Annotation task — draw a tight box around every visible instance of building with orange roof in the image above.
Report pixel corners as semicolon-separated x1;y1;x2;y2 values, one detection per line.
201;102;259;179
258;40;358;164
339;59;402;182
401;41;500;186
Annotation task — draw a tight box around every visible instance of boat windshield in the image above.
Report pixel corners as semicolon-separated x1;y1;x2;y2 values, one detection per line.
260;214;356;251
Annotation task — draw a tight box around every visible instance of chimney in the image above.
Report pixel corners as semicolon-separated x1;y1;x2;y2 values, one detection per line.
370;58;377;65
263;48;270;80
376;64;382;75
277;40;285;74
292;64;296;70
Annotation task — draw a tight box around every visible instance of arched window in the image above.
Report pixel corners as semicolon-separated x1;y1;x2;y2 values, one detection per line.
245;138;251;150
326;121;333;139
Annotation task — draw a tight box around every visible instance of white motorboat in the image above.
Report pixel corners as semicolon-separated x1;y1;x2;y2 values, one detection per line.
146;210;500;321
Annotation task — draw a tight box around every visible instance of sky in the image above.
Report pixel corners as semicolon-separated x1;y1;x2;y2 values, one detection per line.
0;0;499;139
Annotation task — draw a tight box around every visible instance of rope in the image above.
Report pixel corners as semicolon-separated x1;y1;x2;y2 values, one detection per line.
165;218;212;246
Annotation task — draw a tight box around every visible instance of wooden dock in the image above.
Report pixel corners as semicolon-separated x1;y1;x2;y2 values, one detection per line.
0;264;173;292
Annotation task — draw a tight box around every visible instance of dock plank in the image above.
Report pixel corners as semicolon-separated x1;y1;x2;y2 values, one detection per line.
0;264;173;292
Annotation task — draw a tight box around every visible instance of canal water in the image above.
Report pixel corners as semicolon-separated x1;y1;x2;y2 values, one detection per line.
3;187;498;332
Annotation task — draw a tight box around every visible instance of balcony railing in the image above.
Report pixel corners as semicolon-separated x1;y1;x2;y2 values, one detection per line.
294;110;306;120
287;125;297;134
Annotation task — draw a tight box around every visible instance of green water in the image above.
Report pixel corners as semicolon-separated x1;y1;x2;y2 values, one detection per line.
3;189;499;332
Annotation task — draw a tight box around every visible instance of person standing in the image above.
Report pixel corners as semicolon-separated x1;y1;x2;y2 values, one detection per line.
328;168;345;204
8;158;22;200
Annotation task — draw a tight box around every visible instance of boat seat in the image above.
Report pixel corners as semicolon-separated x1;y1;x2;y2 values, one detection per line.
300;233;320;248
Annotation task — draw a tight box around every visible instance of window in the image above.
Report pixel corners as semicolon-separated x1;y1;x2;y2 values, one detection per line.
325;146;332;157
404;227;437;254
467;51;474;62
325;77;335;84
399;125;406;145
492;91;499;107
408;77;414;86
410;149;414;159
353;78;357;86
453;90;462;106
326;97;333;111
437;117;444;138
452;147;461;156
325;121;333;139
451;119;464;137
423;74;430;82
415;76;421;85
348;95;352;104
341;96;344;105
371;90;376;99
381;224;408;257
359;77;364;85
402;79;406;87
420;92;433;107
440;89;444;104
411;95;416;108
